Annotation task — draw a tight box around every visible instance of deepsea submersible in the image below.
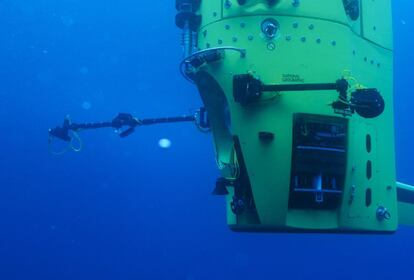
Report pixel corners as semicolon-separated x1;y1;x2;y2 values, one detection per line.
49;0;414;233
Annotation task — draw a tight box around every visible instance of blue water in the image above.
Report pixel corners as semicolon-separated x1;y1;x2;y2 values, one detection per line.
1;1;413;279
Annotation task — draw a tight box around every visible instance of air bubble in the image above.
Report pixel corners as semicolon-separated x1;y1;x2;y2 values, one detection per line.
158;138;172;149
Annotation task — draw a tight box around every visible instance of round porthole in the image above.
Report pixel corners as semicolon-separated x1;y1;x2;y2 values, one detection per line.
342;0;360;21
261;18;280;40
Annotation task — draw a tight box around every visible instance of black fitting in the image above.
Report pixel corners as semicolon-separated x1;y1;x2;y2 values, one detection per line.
175;12;202;31
213;177;234;196
175;0;202;31
176;0;201;11
350;88;385;118
188;49;223;68
231;196;246;215
343;0;360;21
336;78;349;98
232;74;384;119
233;74;263;105
49;118;71;142
197;107;210;130
259;132;275;142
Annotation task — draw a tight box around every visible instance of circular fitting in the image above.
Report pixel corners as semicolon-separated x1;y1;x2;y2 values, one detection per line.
261;18;280;39
267;42;276;51
376;206;391;221
231;196;246;215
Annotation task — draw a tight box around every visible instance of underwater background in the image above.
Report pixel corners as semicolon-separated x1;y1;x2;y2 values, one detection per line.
0;0;413;279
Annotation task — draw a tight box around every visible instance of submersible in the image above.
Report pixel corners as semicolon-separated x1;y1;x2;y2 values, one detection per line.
175;0;414;233
50;0;414;233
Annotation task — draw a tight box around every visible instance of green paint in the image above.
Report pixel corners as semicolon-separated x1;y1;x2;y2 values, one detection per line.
194;0;401;233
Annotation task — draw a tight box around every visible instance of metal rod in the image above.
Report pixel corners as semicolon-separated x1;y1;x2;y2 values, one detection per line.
182;21;192;58
262;82;340;92
70;122;113;130
140;116;195;125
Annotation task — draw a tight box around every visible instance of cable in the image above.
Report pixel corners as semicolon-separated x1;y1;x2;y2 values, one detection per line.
48;136;71;156
70;131;82;152
179;46;246;83
48;129;83;156
342;70;367;92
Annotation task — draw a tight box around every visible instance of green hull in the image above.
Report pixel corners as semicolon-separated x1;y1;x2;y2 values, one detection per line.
183;0;404;233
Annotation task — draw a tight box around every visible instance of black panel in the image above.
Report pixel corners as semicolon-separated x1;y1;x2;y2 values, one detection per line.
289;114;348;209
366;160;372;180
366;134;372;153
365;188;372;207
342;0;360;21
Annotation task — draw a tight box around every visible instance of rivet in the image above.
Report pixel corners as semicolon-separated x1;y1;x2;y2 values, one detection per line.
267;42;276;51
331;40;337;46
206;43;211;48
240;22;246;28
364;57;368;62
248;35;254;41
352;50;356;55
292;0;300;7
232;36;238;42
316;38;321;44
377;63;381;68
225;25;230;30
218;39;223;44
213;12;218;17
309;24;314;30
370;60;374;65
286;35;292;41
373;26;377;31
203;30;207;38
225;0;232;9
301;36;306;42
293;22;299;28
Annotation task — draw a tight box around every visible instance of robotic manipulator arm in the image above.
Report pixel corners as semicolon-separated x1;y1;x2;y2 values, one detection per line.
48;108;210;149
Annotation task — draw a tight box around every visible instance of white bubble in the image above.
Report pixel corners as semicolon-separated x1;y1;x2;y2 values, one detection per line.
82;101;92;110
158;138;171;149
401;20;406;25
